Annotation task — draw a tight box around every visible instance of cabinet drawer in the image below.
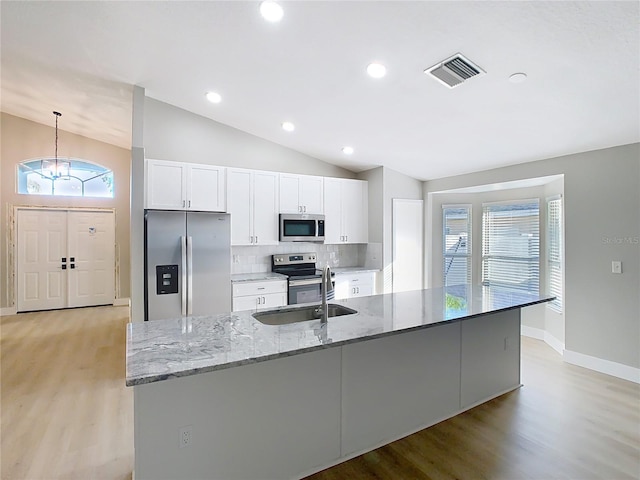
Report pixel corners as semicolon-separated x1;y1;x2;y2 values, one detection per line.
233;280;287;297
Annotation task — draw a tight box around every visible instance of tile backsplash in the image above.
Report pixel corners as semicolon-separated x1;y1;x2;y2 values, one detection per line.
231;242;382;274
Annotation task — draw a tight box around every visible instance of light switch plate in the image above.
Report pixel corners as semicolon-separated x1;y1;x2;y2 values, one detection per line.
612;261;622;274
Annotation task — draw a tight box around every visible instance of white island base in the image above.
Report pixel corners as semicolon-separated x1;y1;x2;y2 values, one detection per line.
133;309;521;480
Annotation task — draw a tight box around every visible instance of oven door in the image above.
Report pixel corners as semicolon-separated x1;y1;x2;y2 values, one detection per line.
288;278;322;305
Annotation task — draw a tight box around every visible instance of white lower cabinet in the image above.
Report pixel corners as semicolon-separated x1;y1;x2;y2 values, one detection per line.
232;280;287;312
334;272;375;300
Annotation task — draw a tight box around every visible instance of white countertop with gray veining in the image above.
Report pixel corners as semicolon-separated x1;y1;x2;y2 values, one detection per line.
331;267;380;274
126;285;553;386
231;272;288;282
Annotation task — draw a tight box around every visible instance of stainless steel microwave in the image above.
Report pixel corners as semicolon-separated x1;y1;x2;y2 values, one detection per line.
279;214;325;242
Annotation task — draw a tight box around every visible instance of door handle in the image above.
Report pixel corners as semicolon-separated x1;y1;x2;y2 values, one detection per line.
187;236;193;315
181;236;187;316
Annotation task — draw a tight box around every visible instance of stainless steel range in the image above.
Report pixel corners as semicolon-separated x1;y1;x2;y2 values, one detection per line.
272;253;334;305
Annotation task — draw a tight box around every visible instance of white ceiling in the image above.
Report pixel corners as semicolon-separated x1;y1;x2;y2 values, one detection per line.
1;1;638;181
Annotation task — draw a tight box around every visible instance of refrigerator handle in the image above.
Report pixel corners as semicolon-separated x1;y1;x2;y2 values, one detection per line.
181;236;187;316
187;235;194;315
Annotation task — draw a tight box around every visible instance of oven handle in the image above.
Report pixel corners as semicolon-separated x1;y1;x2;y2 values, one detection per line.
288;278;322;287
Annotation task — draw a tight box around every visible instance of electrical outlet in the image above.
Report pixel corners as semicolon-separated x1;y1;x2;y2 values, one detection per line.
179;425;193;448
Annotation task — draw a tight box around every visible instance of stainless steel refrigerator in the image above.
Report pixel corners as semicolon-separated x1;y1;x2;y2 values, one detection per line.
144;210;231;321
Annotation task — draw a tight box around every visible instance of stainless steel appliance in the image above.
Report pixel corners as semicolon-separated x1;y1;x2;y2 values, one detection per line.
144;210;231;321
279;214;325;242
272;253;334;305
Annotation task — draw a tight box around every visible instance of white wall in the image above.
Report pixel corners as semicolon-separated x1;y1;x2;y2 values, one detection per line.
424;143;640;371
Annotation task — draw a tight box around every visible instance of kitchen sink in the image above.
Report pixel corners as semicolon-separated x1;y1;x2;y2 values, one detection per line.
253;304;357;325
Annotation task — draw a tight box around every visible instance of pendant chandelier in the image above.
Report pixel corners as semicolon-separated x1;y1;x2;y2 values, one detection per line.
41;111;70;179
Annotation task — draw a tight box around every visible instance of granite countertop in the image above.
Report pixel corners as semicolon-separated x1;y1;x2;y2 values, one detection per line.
231;272;288;282
332;267;380;274
126;285;553;386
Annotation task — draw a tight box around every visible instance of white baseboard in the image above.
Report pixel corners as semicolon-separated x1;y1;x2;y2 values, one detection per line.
544;331;565;356
113;298;130;307
0;307;17;316
564;349;640;384
521;325;544;340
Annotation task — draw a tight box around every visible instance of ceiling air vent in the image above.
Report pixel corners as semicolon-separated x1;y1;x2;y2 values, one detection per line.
424;53;485;89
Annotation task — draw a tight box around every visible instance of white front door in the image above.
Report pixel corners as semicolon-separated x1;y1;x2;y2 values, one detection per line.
17;210;68;311
67;211;115;308
17;209;115;312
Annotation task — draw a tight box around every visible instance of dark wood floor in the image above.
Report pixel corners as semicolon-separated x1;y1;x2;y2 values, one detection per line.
1;307;639;479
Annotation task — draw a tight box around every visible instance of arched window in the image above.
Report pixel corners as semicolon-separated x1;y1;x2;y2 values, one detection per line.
17;158;114;198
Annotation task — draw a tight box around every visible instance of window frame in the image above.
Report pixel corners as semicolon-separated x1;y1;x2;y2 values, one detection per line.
442;204;472;287
546;195;563;312
17;158;114;198
481;198;540;294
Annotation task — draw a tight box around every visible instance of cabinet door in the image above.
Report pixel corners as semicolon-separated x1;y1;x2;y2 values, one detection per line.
300;175;324;214
262;292;288;309
323;178;343;244
146;159;187;210
228;169;253;245
333;275;351;300
279;174;301;213
233;294;260;312
343;180;368;244
188;164;225;212
253;171;280;245
351;283;374;298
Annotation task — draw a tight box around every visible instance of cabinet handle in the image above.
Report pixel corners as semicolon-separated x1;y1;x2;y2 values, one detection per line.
188;200;191;208
183;200;186;207
250;236;254;244
255;235;258;244
257;287;265;290
262;296;266;303
303;206;306;213
298;206;302;213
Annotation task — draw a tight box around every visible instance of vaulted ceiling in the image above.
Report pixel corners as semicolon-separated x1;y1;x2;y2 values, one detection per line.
2;1;638;180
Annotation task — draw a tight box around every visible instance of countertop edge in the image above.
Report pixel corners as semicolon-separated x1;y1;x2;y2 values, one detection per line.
126;296;552;387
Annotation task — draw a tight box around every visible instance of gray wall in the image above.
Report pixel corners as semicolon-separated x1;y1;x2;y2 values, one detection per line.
358;167;423;294
425;143;640;369
130;94;358;320
427;184;560;336
143;97;355;178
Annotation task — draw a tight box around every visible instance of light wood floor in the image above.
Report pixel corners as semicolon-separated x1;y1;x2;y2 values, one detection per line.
1;307;639;480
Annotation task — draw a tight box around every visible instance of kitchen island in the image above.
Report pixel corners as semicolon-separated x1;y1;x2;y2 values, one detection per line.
127;285;553;480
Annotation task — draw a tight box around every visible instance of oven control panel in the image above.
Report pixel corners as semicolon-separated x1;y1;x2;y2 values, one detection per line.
272;253;316;265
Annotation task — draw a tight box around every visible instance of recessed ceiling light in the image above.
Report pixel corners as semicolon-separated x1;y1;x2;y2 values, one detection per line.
260;1;284;22
206;91;222;104
366;62;387;79
509;72;528;84
342;146;354;155
282;121;295;132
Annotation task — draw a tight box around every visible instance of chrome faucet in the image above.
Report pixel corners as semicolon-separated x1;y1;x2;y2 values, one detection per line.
320;265;334;323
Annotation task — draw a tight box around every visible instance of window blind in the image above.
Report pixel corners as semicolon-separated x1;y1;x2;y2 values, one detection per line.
443;206;471;286
482;200;539;293
547;197;563;311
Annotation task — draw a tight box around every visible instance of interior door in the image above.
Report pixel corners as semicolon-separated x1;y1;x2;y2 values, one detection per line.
17;210;67;312
392;199;424;293
67;211;115;308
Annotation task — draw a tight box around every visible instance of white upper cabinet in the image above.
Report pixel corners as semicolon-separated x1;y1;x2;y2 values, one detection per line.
228;168;279;246
146;159;226;212
279;174;323;214
323;178;368;244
